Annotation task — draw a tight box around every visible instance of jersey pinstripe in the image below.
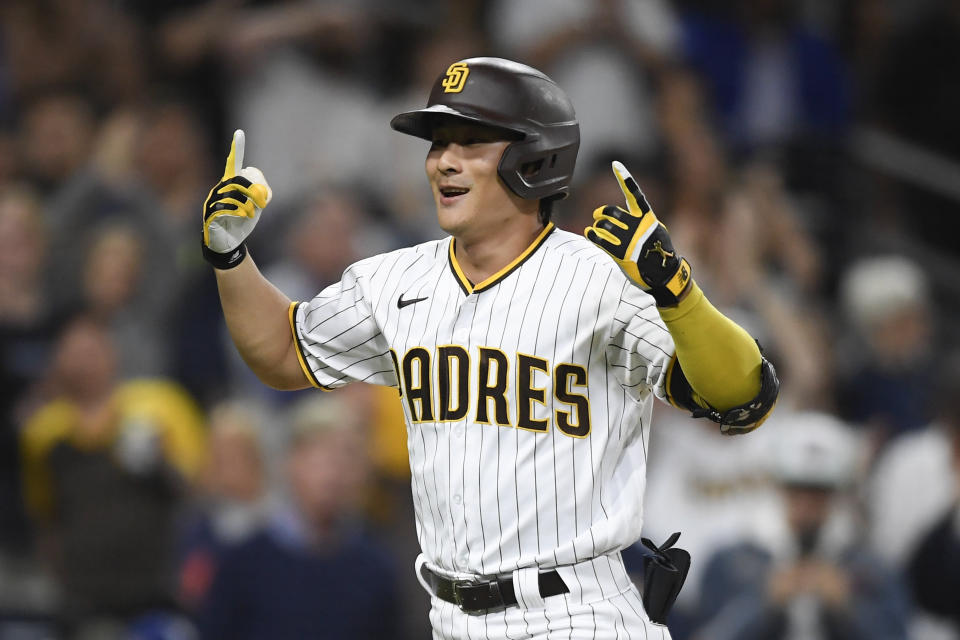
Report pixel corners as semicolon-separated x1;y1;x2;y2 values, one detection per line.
291;223;677;577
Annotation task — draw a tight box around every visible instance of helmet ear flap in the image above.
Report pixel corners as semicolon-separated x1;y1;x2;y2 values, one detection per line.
498;131;579;200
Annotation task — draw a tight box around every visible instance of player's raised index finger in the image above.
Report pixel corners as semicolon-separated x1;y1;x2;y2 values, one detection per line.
612;161;650;214
223;129;245;179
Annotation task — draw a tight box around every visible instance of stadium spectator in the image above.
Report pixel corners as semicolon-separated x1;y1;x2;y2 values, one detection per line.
127;98;216;276
177;401;271;612
20;316;205;637
838;255;936;443
197;393;402;640
17;91;97;199
868;354;960;567
870;355;960;638
691;411;909;640
42;152;180;347
78;223;173;378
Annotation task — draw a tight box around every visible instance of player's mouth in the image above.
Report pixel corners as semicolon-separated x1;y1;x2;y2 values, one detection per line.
438;185;470;205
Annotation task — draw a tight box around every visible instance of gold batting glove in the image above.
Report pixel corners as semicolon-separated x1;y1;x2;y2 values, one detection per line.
201;129;272;269
584;161;692;306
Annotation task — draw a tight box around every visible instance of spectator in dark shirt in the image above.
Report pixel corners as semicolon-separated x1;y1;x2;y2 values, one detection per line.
838;255;935;443
20;316;206;636
692;411;910;640
197;393;402;640
176;401;270;611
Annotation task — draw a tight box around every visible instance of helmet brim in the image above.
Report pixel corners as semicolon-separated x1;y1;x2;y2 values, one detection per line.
390;105;526;142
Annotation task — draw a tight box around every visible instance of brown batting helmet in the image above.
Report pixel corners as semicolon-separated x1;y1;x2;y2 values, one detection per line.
390;57;580;200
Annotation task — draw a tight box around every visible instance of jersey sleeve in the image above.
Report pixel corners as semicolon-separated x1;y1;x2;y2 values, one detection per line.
290;264;398;390
606;282;677;402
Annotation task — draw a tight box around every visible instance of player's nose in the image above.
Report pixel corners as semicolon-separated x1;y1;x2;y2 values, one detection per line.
436;144;463;174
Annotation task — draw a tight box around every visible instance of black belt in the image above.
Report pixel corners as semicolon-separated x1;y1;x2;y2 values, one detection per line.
420;565;569;613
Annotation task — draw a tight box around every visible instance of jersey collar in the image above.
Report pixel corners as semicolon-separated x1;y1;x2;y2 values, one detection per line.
448;222;555;295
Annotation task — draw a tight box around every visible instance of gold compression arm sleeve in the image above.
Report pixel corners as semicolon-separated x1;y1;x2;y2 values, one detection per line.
658;282;761;411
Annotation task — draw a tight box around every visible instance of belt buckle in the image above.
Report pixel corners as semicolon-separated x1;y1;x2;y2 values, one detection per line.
452;578;477;610
452;578;502;612
452;583;466;609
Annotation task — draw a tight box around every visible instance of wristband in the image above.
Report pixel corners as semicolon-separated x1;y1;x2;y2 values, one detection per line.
202;236;248;270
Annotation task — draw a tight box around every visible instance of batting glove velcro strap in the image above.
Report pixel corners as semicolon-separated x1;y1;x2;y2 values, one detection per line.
202;129;272;257
201;235;248;270
692;357;780;435
585;161;692;307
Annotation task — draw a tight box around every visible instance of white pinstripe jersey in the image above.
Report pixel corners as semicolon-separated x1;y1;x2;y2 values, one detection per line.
290;223;677;577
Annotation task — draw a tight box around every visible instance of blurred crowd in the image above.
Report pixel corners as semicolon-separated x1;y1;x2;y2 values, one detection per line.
1;0;959;638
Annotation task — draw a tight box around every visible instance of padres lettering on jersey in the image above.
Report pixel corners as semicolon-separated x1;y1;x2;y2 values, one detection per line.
397;345;590;436
291;224;676;576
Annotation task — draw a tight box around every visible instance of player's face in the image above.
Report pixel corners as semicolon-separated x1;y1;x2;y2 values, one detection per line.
426;123;526;237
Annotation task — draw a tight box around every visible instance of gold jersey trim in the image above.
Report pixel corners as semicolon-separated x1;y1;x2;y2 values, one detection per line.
288;301;331;391
448;222;555;295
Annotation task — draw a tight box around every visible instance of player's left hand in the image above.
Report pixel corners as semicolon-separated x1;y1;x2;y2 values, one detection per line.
585;162;692;306
202;129;273;267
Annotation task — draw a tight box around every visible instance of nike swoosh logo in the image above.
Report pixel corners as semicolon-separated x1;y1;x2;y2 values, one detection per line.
397;294;428;309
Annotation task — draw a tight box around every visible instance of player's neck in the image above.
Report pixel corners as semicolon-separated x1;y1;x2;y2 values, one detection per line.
454;215;546;286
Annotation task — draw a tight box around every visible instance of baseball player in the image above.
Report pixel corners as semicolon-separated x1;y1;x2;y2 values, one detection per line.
202;57;779;638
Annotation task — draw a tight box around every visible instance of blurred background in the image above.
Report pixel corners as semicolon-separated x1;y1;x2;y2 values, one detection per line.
1;0;959;638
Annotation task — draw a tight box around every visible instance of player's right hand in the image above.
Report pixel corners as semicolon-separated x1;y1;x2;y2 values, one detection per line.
585;162;692;307
202;129;272;268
